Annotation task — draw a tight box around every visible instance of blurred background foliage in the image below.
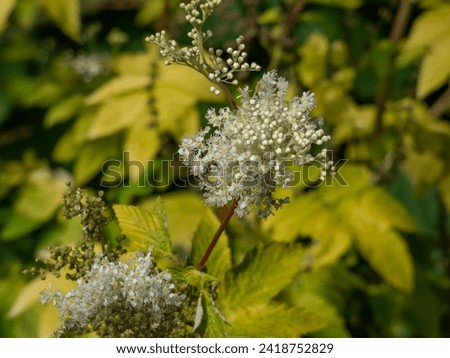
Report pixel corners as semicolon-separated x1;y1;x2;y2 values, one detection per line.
0;0;449;337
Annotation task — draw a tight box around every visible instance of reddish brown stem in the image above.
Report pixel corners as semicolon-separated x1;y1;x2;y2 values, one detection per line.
196;200;238;271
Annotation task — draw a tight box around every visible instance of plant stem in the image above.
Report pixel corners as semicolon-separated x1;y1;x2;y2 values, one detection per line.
218;82;238;110
429;86;450;118
196;199;238;271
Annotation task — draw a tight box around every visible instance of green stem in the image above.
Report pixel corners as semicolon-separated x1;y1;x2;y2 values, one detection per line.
196;199;238;271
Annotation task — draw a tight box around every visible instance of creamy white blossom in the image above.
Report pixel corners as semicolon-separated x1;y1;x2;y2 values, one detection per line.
41;252;185;337
69;53;108;82
179;70;334;218
145;0;260;91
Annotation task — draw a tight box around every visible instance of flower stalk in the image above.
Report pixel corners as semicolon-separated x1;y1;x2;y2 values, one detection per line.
196;199;238;271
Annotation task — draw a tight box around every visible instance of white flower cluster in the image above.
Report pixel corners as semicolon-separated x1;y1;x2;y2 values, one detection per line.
179;71;334;218
69;53;108;82
145;0;260;93
41;252;185;337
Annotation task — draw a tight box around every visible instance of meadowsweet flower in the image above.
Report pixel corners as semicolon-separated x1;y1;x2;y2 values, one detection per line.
179;70;334;218
41;252;185;337
145;0;260;93
69;53;108;82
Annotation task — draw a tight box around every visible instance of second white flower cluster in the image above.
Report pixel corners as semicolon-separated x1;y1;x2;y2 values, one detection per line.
179;70;334;218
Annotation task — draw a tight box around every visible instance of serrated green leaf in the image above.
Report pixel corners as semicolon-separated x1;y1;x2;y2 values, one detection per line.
171;266;217;290
40;0;81;41
113;199;172;257
222;243;302;309
73;135;119;185
226;303;326;337
140;191;205;256
417;36;450;98
0;0;16;34
285;292;350;337
85;75;150;106
194;292;229;338
44;94;84;128
88;92;148;139
190;209;232;281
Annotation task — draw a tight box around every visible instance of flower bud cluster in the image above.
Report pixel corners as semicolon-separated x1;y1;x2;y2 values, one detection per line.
62;185;109;242
179;71;334;218
41;252;185;337
145;0;260;93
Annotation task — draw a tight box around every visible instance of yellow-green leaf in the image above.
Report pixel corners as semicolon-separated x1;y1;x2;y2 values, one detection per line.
53;110;94;163
44;94;84;128
285;292;350;337
88;92;148;139
0;0;16;34
417;36;450;98
402;150;444;189
140;191;205;255
111;51;155;75
1;214;42;241
190;209;232;281
359;188;417;233
135;0;164;26
341;198;414;293
0;160;26;199
124;123;160;183
301;210;352;269
226;303;326;337
222;243;302;310
263;193;322;242
113;199;172;257
403;5;450;51
85;75;150;106
40;0;81;41
297;32;329;87
38;303;60;337
194;291;229;338
8;271;76;319
73;135;119;185
13;168;69;223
